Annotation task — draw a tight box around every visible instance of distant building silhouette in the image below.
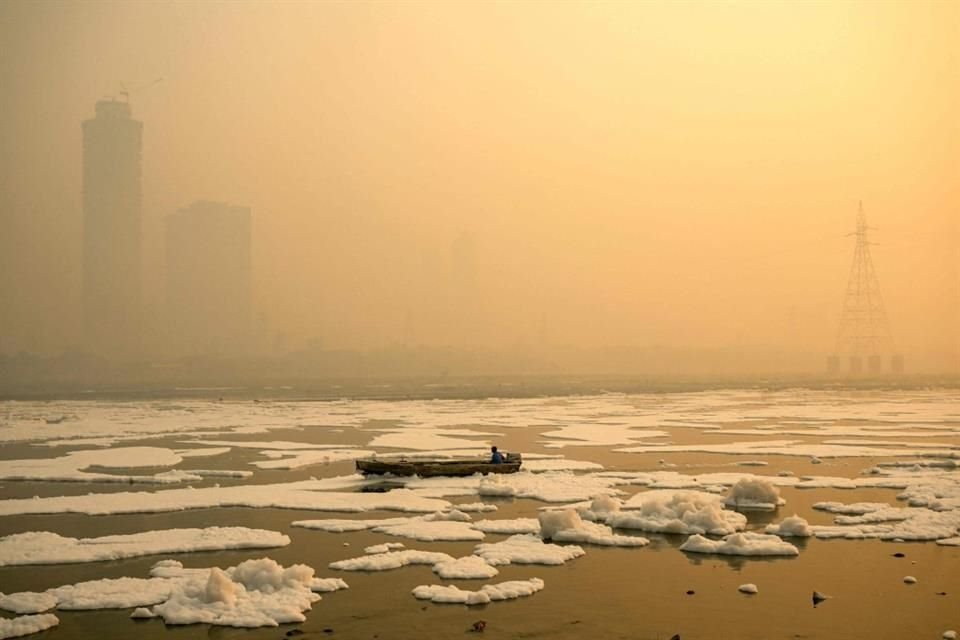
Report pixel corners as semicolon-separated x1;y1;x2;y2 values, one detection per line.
82;99;143;359
165;201;252;356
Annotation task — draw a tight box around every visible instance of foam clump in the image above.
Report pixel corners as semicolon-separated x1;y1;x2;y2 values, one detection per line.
424;509;472;522
0;527;290;567
207;568;237;604
738;583;758;594
310;578;349;593
724;478;785;511
0;592;58;615
411;578;544;605
611;490;746;535
49;577;175;610
375;519;484;542
454;502;498;513
538;509;648;547
151;558;320;627
329;550;454;572
0;613;59;639
474;534;585;566
479;476;516;497
765;515;813;537
903;576;917;584
679;532;799;556
433;556;499;579
813;502;889;515
364;542;405;554
0;558;329;630
480;471;626;503
472;518;540;535
582;494;622;520
0;482;451;518
943;630;957;639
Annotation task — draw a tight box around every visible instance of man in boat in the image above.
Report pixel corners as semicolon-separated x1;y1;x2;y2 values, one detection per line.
490;446;505;464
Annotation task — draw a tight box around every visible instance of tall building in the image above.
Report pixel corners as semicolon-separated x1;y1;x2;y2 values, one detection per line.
165;201;252;356
82;98;143;359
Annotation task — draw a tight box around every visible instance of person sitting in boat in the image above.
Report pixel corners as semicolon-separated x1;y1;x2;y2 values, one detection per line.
490;446;505;464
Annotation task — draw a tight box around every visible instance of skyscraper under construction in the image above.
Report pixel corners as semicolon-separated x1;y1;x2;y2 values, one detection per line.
82;98;143;359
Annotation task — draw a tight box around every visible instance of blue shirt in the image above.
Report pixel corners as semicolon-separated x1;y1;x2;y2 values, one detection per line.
491;450;504;464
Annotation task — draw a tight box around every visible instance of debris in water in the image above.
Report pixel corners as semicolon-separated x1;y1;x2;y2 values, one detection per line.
471;620;487;632
893;552;905;558
686;590;695;595
903;576;917;584
812;591;829;606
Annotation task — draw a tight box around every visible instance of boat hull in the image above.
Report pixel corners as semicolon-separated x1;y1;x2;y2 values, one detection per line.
356;455;522;478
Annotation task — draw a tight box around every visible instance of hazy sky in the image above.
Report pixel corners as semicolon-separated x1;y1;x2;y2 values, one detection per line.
1;1;957;369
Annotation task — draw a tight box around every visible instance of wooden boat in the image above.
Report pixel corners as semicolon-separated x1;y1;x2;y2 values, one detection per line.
356;453;522;478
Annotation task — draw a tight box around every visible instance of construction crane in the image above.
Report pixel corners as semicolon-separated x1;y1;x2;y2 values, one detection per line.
118;77;163;103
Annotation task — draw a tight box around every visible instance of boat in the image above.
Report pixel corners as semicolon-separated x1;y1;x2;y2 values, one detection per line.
355;453;522;478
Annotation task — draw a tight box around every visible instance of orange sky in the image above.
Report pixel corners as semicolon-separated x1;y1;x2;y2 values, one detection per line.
0;1;957;371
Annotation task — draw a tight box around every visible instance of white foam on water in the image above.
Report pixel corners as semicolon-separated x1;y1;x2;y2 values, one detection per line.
538;510;648;547
679;532;799;556
0;593;58;615
473;534;586;566
0;557;345;629
329;550;455;572
0;447;185;483
477;472;629;503
364;542;405;554
149;558;323;627
453;502;498;513
0;481;451;517
0;614;59;639
724;477;785;511
539;423;668;448
253;449;374;470
411;578;544;605
612;490;747;535
764;515;813;537
374;520;485;542
472;518;541;535
176;447;232;458
616;440;956;459
432;555;500;579
0;527;289;566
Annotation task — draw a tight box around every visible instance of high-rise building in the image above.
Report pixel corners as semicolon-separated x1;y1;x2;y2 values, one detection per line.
165;201;252;356
82;98;143;359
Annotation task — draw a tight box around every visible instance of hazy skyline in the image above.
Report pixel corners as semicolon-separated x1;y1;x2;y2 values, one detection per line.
1;1;957;374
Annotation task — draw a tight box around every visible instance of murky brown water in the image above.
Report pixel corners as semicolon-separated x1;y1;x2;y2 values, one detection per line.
1;397;958;640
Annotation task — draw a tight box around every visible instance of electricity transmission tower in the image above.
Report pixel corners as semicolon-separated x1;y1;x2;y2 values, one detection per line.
828;202;903;375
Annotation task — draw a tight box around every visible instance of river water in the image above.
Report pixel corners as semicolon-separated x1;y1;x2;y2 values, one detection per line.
1;389;958;639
